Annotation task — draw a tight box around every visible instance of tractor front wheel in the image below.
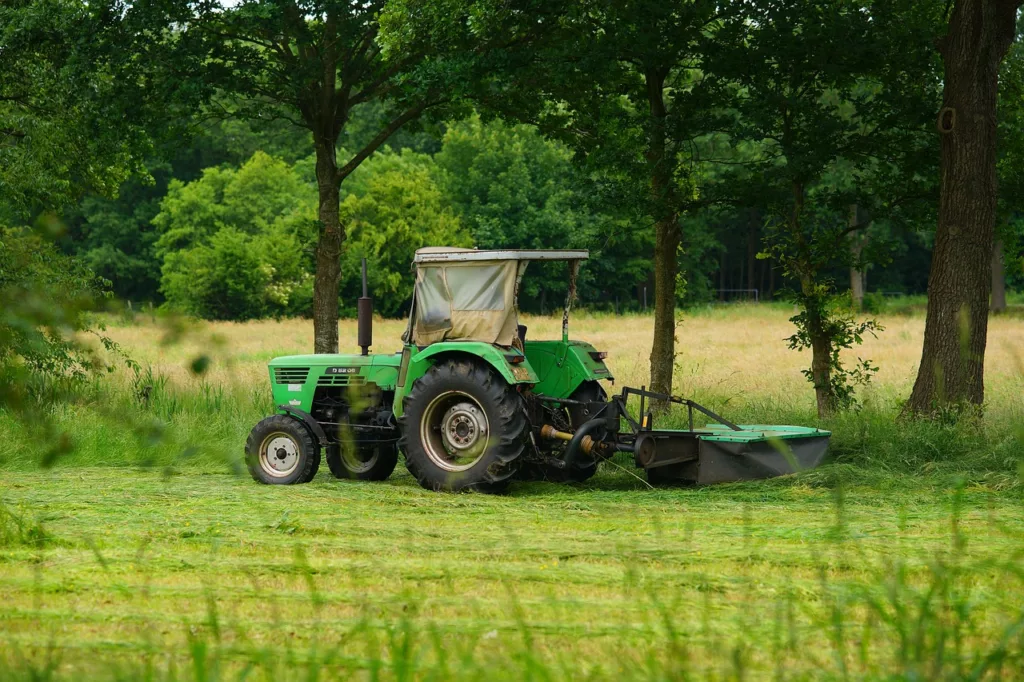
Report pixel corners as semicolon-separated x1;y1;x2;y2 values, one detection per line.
245;415;321;485
399;359;527;493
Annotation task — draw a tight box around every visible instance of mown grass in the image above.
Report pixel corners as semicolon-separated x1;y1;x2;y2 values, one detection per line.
1;470;1022;680
0;306;1022;679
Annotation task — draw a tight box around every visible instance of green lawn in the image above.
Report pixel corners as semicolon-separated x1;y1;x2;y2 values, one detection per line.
2;468;1022;680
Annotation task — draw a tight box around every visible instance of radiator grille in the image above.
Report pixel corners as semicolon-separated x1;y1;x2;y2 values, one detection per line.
273;367;310;384
317;374;367;387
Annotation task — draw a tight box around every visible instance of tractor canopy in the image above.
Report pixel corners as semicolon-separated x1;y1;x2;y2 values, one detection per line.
406;248;588;346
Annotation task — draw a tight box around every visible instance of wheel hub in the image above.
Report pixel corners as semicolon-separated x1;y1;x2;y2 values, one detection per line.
261;434;299;477
442;402;486;452
420;391;492;473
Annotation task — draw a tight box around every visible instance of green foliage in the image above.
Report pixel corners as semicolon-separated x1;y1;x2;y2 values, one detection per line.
154;151;312;257
436;115;635;310
67;182;166;305
155;152;315;319
0;0;212;217
437;115;583;248
709;0;938;413
786;289;883;411
998;21;1024;290
0;1;135;214
161;227;309;321
0;225;140;471
339;150;471;317
0;225;112;384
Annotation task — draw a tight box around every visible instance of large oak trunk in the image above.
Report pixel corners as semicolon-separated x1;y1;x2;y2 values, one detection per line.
313;141;343;354
645;68;680;401
650;216;681;398
905;0;1021;414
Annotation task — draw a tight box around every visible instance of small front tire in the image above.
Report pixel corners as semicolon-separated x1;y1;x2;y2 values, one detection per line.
245;415;320;485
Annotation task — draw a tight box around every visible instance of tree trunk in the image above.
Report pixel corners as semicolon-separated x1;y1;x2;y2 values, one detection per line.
905;0;1021;414
650;216;681;398
803;276;836;418
849;204;865;311
312;139;343;354
645;68;680;401
991;239;1007;313
791;181;836;418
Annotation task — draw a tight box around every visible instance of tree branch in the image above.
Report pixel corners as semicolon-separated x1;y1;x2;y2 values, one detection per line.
336;98;441;182
346;55;419;108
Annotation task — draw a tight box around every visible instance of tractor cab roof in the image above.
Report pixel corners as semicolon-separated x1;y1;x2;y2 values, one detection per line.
413;248;589;264
406;248;589;347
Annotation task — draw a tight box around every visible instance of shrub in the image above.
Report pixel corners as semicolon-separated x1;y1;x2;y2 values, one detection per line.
161;227;310;321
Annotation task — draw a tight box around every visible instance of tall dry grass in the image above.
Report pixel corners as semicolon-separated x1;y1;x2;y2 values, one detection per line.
94;305;1024;414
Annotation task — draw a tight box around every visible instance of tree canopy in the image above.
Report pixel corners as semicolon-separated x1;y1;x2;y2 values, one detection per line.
3;0;1023;418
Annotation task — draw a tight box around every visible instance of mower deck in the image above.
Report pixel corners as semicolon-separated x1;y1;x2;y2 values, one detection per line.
559;386;832;485
638;424;831;484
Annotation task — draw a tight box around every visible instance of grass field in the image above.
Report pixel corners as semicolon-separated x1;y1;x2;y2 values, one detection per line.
1;305;1023;679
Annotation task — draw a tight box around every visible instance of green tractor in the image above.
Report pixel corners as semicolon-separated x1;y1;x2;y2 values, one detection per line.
246;248;830;492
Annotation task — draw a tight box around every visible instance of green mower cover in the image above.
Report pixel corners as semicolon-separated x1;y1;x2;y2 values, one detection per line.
694;425;830;484
643;425;830;484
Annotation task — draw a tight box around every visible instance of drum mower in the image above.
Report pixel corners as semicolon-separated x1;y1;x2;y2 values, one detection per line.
246;248;829;491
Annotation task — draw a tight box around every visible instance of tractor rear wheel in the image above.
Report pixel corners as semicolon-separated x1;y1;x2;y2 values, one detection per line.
245;415;321;485
326;442;398;481
399;359;527;493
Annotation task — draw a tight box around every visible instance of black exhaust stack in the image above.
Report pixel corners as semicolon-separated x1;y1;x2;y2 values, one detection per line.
357;258;372;356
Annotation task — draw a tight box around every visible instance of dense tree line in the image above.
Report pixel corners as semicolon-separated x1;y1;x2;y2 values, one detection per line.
3;0;1024;418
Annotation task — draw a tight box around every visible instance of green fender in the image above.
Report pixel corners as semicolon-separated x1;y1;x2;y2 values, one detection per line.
522;340;614;399
393;342;539;418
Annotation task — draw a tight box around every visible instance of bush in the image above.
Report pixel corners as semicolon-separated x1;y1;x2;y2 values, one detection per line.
0;225;110;382
161;227;311;320
0;224;138;468
154;152;317;320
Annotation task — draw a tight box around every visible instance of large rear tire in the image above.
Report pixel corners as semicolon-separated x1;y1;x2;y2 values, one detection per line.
245;415;321;485
398;359;527;493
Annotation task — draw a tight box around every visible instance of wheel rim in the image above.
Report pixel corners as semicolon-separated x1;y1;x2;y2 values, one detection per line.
420;390;490;472
259;432;300;478
344;445;379;474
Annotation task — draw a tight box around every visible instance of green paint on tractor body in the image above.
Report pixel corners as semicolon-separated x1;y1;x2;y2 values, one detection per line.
269;353;402;412
522;339;613;399
270;337;614;420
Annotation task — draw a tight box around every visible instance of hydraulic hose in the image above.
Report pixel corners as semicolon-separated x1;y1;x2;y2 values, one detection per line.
563;417;607;469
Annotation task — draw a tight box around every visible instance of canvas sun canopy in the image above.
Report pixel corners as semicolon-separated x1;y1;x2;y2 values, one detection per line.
413;248;589;264
408;248;589;346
